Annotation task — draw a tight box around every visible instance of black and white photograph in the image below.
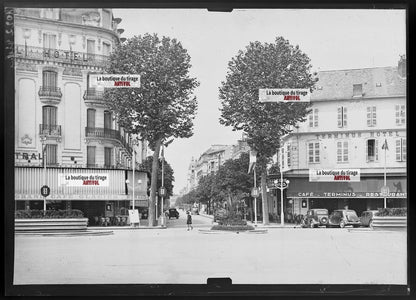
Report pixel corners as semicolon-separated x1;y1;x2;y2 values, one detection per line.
4;2;410;296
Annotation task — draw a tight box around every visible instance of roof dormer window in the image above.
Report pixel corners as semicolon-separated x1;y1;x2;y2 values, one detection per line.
353;84;363;97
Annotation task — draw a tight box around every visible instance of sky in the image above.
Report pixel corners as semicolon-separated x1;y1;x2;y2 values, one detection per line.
112;8;406;194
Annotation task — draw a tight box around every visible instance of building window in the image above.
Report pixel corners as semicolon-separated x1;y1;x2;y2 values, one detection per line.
87;39;95;55
42;70;57;88
395;105;406;125
87;108;96;128
43;33;56;50
367;106;376;127
309;108;318;127
396;138;406;161
104;147;113;168
42;106;57;126
87;146;96;167
103;42;111;56
45;144;57;166
337;141;348;163
308;142;320;163
286;144;291;167
366;139;378;162
353;84;363;97
104;111;112;129
337;106;347;128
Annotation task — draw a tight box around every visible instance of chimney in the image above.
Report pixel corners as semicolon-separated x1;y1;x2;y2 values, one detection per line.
398;55;406;78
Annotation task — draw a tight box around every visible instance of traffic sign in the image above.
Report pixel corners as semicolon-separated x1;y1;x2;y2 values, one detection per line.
381;186;390;196
275;180;289;190
251;187;260;198
40;185;50;197
159;187;166;197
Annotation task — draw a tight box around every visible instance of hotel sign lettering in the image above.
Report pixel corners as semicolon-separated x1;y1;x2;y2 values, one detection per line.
315;130;402;139
43;49;91;62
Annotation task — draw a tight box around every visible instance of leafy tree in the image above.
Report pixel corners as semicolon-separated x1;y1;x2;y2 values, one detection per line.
219;37;316;224
140;156;175;210
104;34;199;226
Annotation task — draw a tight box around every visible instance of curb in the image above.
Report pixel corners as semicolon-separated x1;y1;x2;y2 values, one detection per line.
16;230;114;236
198;229;268;234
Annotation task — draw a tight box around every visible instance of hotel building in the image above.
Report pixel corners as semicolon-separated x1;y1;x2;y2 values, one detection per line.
273;58;407;217
14;8;149;224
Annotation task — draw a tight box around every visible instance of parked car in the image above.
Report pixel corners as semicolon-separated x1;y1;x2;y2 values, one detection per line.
167;208;179;219
302;209;329;228
328;209;361;228
360;210;378;228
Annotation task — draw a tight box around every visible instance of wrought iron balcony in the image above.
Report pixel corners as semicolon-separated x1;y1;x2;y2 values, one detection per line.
85;127;133;155
39;124;62;140
38;86;62;105
83;88;106;106
15;44;110;67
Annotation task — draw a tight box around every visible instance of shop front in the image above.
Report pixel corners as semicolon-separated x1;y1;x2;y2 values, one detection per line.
286;175;407;216
15;166;149;226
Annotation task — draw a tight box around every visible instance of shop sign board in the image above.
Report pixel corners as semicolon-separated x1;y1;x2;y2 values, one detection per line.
128;209;140;224
259;88;310;103
309;169;360;182
58;173;109;187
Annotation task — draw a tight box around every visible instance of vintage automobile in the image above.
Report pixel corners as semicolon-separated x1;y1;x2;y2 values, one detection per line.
301;208;329;228
167;208;180;219
360;210;379;228
328;209;361;228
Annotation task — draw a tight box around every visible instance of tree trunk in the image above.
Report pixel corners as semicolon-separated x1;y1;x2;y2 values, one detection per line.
148;139;162;227
261;168;269;225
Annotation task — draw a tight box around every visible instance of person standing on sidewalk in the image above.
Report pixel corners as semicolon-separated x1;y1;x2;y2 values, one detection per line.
186;211;193;231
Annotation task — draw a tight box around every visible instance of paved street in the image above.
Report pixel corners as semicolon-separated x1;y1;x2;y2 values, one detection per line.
14;227;406;285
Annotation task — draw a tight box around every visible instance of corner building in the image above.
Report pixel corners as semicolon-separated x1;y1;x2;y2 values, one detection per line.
279;59;406;216
14;8;149;224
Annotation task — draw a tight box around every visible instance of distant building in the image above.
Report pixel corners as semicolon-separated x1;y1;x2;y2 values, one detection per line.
271;58;406;219
14;8;149;224
186;136;250;192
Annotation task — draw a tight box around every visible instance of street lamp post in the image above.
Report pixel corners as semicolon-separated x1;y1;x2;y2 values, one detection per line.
280;147;284;226
41;136;47;213
160;143;166;227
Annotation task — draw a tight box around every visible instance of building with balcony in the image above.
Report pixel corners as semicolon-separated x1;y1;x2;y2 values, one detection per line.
271;58;407;219
186;136;250;192
14;8;149;224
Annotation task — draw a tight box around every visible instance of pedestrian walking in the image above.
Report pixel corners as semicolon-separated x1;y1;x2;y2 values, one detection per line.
186;211;193;231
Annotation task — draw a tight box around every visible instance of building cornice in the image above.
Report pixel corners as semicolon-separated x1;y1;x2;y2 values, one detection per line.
310;94;405;103
283;127;406;139
15;15;119;40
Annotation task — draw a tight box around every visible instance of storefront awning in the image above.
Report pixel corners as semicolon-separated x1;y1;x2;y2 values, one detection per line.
286;176;406;198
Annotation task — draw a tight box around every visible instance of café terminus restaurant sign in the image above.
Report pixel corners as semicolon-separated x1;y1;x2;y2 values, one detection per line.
259;89;310;103
58;173;109;187
309;169;360;182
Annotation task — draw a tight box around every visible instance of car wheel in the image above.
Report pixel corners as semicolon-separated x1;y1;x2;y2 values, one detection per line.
369;220;373;229
339;220;345;228
176;216;179;219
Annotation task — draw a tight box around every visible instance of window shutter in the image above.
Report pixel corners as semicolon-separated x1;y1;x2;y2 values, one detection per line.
395;140;401;161
366;140;368;162
373;107;376;126
375;139;379;161
314;109;318;127
343;107;347;127
402;139;406;161
337;107;342;127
